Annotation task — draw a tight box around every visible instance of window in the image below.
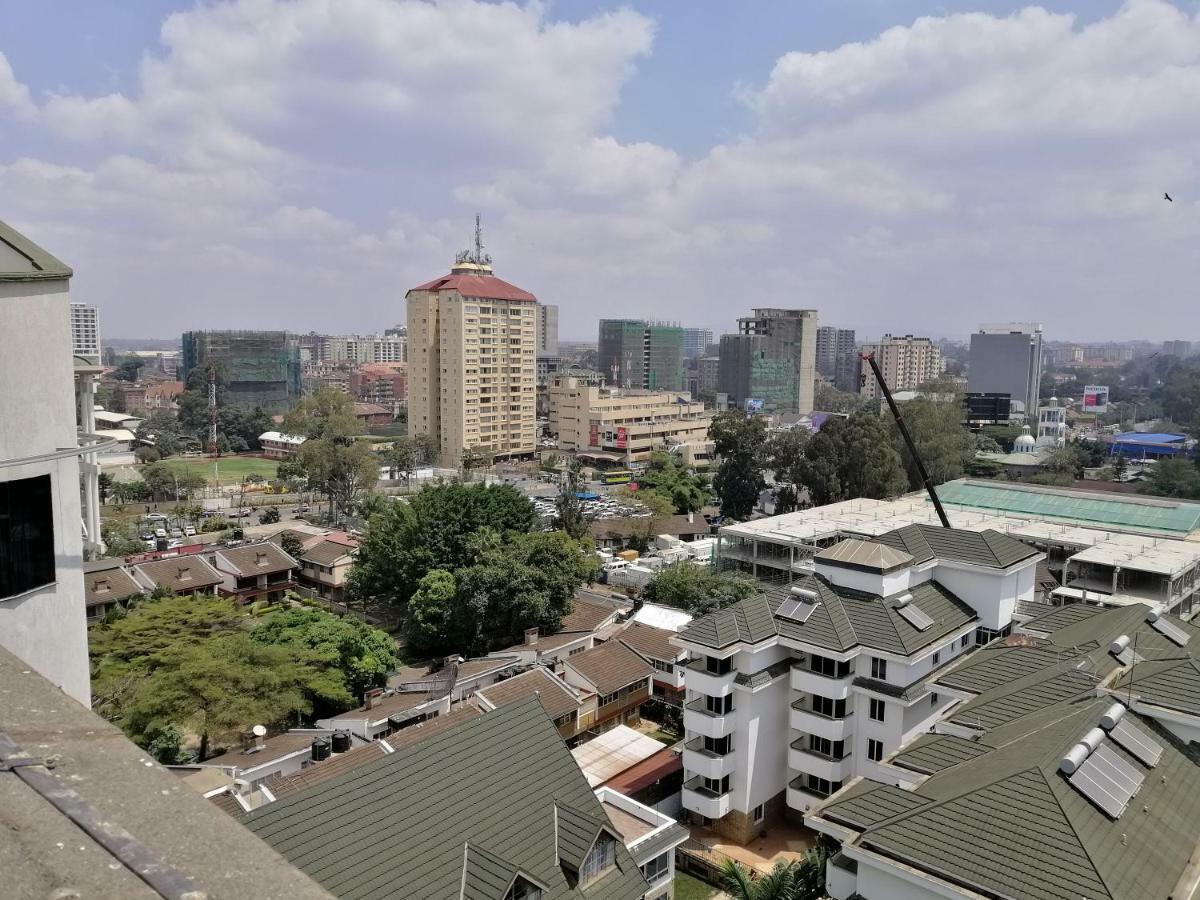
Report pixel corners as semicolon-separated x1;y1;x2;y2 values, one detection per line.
568;645;586;656
0;475;56;600
810;695;846;719
640;853;670;885
870;657;888;680
869;698;886;722
932;650;941;665
705;655;733;675
651;658;673;674
598;692;618;706
809;654;852;678
580;834;617;885
553;712;575;728
703;735;731;755
867;739;883;762
702;774;730;795
705;693;733;715
808;736;845;759
805;775;843;797
751;804;765;824
960;633;970;649
505;879;541;900
975;624;1011;646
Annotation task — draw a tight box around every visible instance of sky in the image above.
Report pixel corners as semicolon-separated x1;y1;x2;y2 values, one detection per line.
1;0;1198;343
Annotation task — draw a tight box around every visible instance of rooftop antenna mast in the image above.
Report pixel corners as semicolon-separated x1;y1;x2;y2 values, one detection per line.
860;351;951;528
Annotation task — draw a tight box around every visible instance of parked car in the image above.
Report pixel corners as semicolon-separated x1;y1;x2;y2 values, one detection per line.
231;508;252;518
184;526;196;536
140;531;154;541
169;528;183;539
154;528;167;539
146;513;168;523
143;540;156;551
167;539;184;549
295;503;310;513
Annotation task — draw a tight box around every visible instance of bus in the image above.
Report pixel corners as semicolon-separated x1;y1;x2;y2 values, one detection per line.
600;470;634;485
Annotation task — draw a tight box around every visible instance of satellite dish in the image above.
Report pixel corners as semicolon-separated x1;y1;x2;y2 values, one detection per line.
252;724;267;737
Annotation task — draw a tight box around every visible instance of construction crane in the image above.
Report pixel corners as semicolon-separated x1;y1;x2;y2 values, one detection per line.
859;351;951;529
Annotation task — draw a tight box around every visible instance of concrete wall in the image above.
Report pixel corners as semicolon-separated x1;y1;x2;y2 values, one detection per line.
855;855;975;900
0;279;91;706
732;644;791;815
933;561;1035;631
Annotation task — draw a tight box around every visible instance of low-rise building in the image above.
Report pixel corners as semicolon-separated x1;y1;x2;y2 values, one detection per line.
390;654;522;702
617;620;688;705
594;786;690;900
316;689;451;741
563;640;656;735
296;533;357;601
130;554;224;599
476;666;595;743
83;558;144;622
258;430;306;459
352;401;393;426
211;542;299;604
548;375;712;466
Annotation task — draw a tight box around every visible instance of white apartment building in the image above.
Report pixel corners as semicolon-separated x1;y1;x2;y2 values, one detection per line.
537;302;559;356
406;256;537;467
0;220;95;706
548;375;712;466
70;302;101;364
858;334;943;398
672;524;1041;843
319;333;406;364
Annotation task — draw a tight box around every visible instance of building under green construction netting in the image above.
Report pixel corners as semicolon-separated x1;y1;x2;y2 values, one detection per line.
180;330;301;414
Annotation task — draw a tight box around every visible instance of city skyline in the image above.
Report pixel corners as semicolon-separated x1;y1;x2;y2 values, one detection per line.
2;1;1199;341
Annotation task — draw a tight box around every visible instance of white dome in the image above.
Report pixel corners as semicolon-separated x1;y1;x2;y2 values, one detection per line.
1014;426;1037;452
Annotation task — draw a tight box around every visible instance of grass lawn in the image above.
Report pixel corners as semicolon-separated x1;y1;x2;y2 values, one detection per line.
159;455;279;486
646;726;682;745
673;873;720;900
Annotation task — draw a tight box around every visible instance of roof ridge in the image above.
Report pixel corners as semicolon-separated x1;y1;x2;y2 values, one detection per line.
1035;766;1118;900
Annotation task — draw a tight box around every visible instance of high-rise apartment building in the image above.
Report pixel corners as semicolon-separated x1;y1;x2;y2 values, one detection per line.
717;334;799;413
815;326;857;392
858;334;943;399
598;320;685;391
1163;340;1193;358
406;241;537;468
179;330;301;414
536;303;559;357
682;327;714;360
70;303;101;365
967;323;1044;419
735;309;819;414
319;333;406;365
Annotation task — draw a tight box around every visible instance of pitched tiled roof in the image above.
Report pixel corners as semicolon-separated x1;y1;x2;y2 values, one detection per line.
816;538;914;573
889;733;992;775
132;555;224;593
243;698;650;900
83;561;144;607
300;539;354;567
475;668;582;721
344;690;436;721
676;594;778;649
261;743;389;802
409;272;537;302
588;515;709;541
564;640;655;695
617;621;683;662
216;542;297;576
559;595;617;633
0;218;72;280
874;523;1039;569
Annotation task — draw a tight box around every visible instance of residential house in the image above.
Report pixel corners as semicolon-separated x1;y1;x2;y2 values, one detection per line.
562;640;656;735
617;621;687;706
594;786;689;900
673;526;1041;844
258;431;306;460
83;558;144;622
296;533;357;601
391;654;523;702
589;514;710;551
143;380;184;411
243;697;657;899
211;542;298;604
476;666;595;744
352;401;392;426
495;593;624;669
315;689;451;741
130;554;224;599
195;729;355;788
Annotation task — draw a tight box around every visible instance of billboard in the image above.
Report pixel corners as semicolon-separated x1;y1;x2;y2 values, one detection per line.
745;398;765;413
615;426;628;449
1082;385;1109;412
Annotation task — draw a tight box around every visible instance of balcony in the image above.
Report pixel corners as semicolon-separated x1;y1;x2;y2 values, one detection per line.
788;739;852;782
791;664;854;699
682;775;731;819
789;698;851;741
786;775;836;813
683;698;735;739
683;739;737;780
684;658;735;696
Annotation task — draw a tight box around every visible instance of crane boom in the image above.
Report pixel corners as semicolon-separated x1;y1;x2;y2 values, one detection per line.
860;352;951;529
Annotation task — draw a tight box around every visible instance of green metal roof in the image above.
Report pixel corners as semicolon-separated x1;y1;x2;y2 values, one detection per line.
874;523;1039;569
889;733;992;774
243;698;650;900
676;593;778;649
937;479;1200;536
0;218;72;281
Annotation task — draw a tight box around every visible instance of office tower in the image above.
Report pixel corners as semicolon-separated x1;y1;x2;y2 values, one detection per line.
816;326;857;392
735;309;819;414
967;323;1044;419
682;327;714;360
179;330;302;414
69;303;101;365
717;334;799;413
597;320;685;391
406;230;537;467
1163;340;1193;358
858;334;944;399
0;219;91;705
536;303;559;357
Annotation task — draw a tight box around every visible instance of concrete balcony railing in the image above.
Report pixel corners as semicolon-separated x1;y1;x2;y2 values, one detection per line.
788;739;853;782
789;699;851;741
683;698;735;739
786;775;838;813
682;776;732;819
791;665;855;700
683;739;737;780
684;659;735;696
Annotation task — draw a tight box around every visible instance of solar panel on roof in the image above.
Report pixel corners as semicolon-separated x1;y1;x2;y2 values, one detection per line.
1068;743;1144;819
897;604;935;631
1109;719;1163;767
1148;615;1190;647
776;598;816;624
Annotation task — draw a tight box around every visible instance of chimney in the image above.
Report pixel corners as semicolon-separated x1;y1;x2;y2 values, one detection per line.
688;510;694;524
364;688;383;709
525;627;540;647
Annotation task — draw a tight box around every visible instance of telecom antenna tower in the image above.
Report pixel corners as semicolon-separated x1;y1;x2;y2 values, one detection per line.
207;367;219;457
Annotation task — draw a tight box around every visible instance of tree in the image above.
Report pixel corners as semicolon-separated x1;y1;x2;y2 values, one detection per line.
258;507;281;524
410;433;439;466
635;451;709;514
146;723;188;765
114;357;145;382
721;843;829;900
710;411;769;519
347;482;535;606
249;607;397;703
407;570;456;656
1141;458;1200;500
279;531;305;559
891;389;973;490
135;446;161;464
972;433;1002;453
98;472;114;504
615;487;676;552
814;382;867;415
388;437;418;482
136;412;183;458
554;458;590;540
643;565;760;617
461;446;492;481
1044;444;1085;478
798;413;907;505
282;388;380;520
1113;453;1129;481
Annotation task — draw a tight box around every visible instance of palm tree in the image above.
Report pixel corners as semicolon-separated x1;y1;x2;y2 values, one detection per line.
721;859;802;900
